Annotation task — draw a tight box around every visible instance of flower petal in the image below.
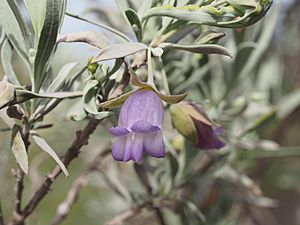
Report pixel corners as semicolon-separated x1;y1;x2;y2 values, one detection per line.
109;127;130;136
195;123;225;150
144;132;165;158
118;90;164;129
112;135;127;161
131;134;144;162
131;121;161;133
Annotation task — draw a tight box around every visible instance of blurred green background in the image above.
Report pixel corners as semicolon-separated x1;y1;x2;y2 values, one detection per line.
1;0;300;225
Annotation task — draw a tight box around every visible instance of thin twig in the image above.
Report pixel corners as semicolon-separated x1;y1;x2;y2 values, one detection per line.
8;118;102;225
14;170;24;216
103;207;142;225
65;12;131;42
51;150;110;225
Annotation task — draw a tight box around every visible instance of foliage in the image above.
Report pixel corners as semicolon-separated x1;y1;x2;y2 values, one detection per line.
0;0;299;225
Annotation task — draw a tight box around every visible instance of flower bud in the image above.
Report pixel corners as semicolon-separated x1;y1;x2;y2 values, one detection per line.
0;81;15;109
6;105;24;120
170;102;225;150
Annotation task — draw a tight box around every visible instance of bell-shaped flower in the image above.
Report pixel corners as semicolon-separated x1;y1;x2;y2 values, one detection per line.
170;102;225;150
109;90;165;162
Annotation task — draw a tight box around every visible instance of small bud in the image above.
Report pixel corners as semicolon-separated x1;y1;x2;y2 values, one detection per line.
6;105;25;120
170;102;225;150
87;57;99;76
151;47;164;57
0;81;15;109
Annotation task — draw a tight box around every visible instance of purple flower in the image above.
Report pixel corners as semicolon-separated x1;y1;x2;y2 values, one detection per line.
109;90;165;162
170;102;225;150
193;118;225;150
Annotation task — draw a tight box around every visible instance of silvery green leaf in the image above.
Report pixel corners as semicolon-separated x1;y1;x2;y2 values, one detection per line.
34;0;64;92
125;9;143;41
57;31;112;49
31;131;69;177
6;0;32;49
15;89;82;103
24;0;46;40
92;42;147;63
10;124;28;175
83;80;99;115
115;0;129;18
47;62;79;92
0;0;29;62
1;39;20;85
66;99;87;121
143;5;235;25
137;0;154;17
0;108;15;128
196;31;225;44
159;43;232;57
0;81;15;109
143;2;273;28
107;58;124;77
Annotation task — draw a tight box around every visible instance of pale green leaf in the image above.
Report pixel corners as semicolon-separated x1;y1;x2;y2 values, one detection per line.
10;124;28;175
159;43;232;57
47;62;79;92
125;9;143;41
92;42;147;63
24;0;47;40
0;0;28;61
34;0;64;91
0;81;15;109
1;39;20;85
31;131;69;177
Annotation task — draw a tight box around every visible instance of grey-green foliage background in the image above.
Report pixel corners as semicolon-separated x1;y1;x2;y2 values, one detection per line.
0;0;300;225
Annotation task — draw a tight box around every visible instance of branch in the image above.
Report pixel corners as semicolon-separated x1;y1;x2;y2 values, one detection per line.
8;118;102;225
51;150;110;225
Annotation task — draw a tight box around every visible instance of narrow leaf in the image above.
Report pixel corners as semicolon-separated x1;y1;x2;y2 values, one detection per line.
15;89;82;103
115;0;129;18
24;0;47;40
125;9;143;41
0;0;28;61
47;62;79;92
34;0;63;91
92;42;147;63
0;81;15;109
57;31;112;49
1;39;20;85
31;131;69;177
83;80;99;114
7;0;32;49
98;90;135;109
10;125;28;175
159;43;232;57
